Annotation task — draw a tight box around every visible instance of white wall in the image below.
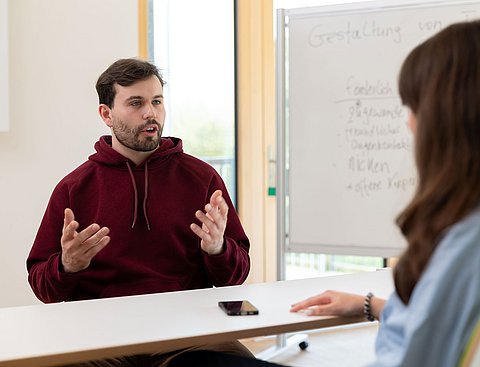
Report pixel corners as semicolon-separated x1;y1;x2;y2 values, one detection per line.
0;0;8;132
0;0;138;307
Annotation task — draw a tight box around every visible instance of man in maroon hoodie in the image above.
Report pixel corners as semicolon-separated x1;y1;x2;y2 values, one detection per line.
27;58;253;366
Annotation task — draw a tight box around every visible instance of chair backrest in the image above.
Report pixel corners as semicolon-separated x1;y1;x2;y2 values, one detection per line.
459;320;480;367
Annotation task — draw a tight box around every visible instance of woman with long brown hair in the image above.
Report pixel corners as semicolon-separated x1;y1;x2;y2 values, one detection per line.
169;20;480;367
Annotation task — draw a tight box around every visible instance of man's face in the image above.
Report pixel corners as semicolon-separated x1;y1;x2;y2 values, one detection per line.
108;75;165;152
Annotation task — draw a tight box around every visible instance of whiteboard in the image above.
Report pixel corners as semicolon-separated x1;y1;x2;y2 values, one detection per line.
0;0;8;132
280;0;480;257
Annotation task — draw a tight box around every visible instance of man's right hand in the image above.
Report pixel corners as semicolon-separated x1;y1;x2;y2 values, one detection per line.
61;208;111;273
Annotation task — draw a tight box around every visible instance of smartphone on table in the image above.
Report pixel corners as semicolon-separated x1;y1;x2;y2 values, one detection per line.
218;300;259;316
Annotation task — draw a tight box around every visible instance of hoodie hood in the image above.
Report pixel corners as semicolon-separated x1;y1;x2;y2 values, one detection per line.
88;135;183;230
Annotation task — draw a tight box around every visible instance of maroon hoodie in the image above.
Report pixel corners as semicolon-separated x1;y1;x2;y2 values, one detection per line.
27;136;250;303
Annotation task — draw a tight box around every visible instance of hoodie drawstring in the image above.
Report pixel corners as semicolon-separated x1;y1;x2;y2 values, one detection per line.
143;161;151;230
126;161;139;229
126;161;151;230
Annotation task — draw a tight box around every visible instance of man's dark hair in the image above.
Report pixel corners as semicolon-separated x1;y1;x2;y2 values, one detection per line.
95;58;165;108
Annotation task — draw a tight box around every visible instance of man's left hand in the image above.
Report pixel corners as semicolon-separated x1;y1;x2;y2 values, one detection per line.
190;190;228;255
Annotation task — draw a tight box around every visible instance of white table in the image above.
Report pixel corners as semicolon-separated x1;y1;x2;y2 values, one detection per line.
0;270;393;367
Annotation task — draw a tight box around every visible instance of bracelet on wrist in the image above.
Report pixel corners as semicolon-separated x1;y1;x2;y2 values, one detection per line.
363;292;375;322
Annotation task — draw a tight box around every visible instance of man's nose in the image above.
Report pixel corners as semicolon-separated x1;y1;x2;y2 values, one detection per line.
143;104;156;119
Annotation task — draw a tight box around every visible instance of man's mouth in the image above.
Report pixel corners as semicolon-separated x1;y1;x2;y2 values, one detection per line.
141;123;159;134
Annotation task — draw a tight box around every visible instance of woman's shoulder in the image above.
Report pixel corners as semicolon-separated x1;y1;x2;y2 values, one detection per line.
436;205;480;259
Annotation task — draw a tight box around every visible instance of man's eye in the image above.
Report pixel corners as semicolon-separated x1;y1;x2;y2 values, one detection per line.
153;100;163;105
130;101;141;106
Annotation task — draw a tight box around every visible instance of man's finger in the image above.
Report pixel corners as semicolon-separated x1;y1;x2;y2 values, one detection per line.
209;190;222;205
63;208;75;229
196;210;214;227
84;235;111;259
86;227;110;246
75;223;102;244
217;198;229;217
190;222;210;241
62;220;79;239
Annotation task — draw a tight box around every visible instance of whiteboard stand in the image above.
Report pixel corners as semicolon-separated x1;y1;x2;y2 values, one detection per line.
254;333;309;361
269;0;480;361
255;9;310;361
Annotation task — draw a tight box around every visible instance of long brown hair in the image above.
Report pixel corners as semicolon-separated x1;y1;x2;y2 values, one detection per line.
395;21;480;304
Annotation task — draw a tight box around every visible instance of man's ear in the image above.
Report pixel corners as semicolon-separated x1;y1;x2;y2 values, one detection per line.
98;104;113;127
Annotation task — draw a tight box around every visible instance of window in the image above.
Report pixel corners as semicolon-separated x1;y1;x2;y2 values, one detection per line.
149;0;236;203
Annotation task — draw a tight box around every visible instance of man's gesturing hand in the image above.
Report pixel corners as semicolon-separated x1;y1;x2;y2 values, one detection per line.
190;190;228;255
61;208;111;273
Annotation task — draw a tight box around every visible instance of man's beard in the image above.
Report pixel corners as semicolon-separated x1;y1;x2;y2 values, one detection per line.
112;118;162;152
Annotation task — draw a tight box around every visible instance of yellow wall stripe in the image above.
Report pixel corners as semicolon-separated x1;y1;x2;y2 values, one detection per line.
138;0;148;59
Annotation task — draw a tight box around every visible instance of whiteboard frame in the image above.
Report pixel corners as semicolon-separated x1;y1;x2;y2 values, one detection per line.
276;0;480;269
276;8;287;281
0;0;8;132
